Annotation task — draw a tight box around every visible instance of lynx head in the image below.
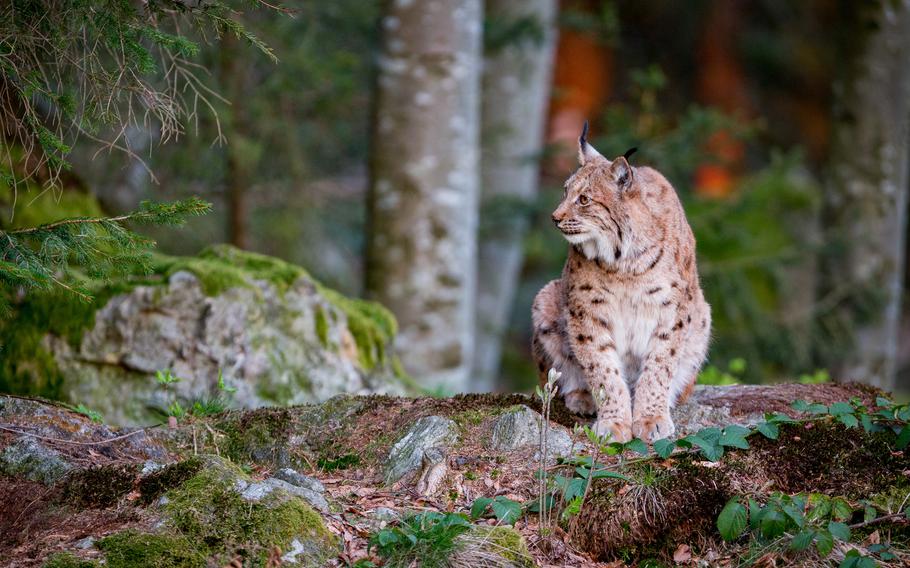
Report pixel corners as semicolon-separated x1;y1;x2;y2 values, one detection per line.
551;123;661;264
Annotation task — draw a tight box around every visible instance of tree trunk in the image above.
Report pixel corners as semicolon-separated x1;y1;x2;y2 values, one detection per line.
823;1;910;391
473;0;558;390
220;34;251;250
366;0;483;391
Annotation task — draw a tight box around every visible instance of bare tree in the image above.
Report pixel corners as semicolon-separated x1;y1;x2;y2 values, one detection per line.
473;0;558;389
366;0;483;391
823;1;910;390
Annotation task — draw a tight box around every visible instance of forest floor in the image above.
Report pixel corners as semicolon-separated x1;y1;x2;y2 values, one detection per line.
1;383;908;567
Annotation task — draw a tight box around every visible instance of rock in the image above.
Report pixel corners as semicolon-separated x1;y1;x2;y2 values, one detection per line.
0;436;72;484
373;507;400;521
384;415;458;484
1;245;409;426
73;537;95;550
274;467;326;494
490;405;575;460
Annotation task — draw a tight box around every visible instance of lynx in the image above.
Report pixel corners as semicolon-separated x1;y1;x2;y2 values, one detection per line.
531;124;711;443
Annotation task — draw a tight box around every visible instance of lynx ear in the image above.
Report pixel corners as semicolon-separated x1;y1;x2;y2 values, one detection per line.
577;120;604;166
610;156;633;190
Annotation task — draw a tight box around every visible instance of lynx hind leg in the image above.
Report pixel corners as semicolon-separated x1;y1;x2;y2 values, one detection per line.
531;280;595;416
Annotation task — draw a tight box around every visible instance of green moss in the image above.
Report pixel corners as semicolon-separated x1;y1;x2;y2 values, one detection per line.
319;287;397;371
314;306;330;348
41;552;100;568
467;526;533;566
218;407;294;466
97;530;206;568
163;458;337;563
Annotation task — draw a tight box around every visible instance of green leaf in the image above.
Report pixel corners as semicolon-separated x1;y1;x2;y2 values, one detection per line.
838;414;859;429
828;521;850;541
717;498;747;541
755;422;779;440
653;438;675;459
590;469;632;482
863;505;877;523
625;438;649;455
828;402;854;416
719;425;750;449
876;396;893;408
490;496;522;525
759;509;787;540
790;529;815;551
814;529;834;556
470;497;492;519
831;497;852;521
895;425;910;450
782;503;805;528
748;499;762;530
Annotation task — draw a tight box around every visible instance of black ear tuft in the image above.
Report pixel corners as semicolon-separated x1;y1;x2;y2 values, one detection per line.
623;146;638;160
580;120;590;148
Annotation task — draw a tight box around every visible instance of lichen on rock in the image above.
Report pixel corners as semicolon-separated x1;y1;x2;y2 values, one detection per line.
384;415;459;485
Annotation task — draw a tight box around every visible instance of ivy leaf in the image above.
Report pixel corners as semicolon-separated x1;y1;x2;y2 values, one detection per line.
653;438;675;459
756;421;779;440
828;402;854;416
719;425;751;449
790;529;815;551
717;498;747;541
470;497;492;519
490;496;522;525
814;529;834;556
828;521;850;542
895;425;910;450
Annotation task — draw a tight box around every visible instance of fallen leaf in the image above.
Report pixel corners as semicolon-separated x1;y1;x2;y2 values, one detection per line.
673;543;692;564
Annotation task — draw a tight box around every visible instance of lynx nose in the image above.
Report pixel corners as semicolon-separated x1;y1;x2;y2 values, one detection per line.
551;212;564;226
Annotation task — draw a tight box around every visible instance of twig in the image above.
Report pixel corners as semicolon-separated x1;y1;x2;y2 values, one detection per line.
0;424;152;446
849;512;909;529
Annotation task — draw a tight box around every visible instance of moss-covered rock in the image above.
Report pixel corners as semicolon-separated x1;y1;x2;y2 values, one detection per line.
0;244;410;425
41;552;100;568
96;530;206;568
161;455;338;566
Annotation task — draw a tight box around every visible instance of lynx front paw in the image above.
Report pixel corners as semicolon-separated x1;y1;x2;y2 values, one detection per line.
564;390;596;416
592;416;632;443
632;413;675;443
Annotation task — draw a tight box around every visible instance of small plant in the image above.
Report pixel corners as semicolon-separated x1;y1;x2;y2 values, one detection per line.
370;511;473;568
535;367;560;535
470;495;523;525
717;492;852;554
67;403;104;424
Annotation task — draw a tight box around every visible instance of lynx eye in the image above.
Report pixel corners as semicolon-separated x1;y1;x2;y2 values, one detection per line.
577;194;591;206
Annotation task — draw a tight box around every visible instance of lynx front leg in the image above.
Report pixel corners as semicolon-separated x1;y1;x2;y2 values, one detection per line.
567;318;632;443
632;316;688;443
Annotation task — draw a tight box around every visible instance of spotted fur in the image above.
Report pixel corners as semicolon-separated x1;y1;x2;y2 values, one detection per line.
531;134;711;443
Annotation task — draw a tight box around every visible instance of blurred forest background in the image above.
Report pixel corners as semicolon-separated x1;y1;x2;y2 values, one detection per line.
2;0;909;395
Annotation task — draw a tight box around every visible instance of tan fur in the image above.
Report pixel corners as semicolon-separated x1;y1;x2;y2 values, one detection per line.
532;138;711;443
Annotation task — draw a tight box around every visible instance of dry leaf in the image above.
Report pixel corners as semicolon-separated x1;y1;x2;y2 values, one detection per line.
673;543;692;564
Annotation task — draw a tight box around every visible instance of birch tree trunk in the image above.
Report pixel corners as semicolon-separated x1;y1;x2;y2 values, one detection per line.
366;0;483;391
824;1;910;390
472;0;558;390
